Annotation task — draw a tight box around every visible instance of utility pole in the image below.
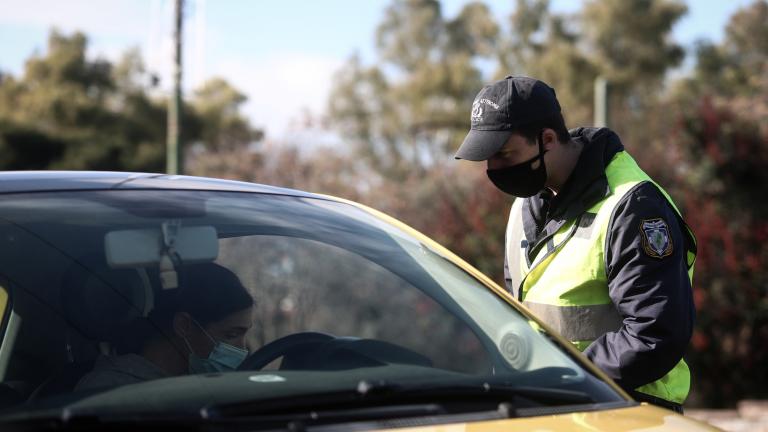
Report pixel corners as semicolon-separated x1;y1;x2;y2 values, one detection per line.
167;0;184;174
593;76;610;128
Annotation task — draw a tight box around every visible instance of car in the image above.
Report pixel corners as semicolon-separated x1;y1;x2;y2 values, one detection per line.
0;171;718;431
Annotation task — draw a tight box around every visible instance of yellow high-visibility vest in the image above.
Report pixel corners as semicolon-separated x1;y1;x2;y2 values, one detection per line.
505;150;696;404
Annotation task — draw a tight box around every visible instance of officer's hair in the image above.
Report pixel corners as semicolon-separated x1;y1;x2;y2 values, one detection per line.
514;112;570;145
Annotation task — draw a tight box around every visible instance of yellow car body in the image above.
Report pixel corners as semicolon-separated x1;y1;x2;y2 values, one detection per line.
387;405;720;431
338;198;720;432
0;173;717;432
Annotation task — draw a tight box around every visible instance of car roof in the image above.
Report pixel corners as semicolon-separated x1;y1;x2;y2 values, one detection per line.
0;171;325;199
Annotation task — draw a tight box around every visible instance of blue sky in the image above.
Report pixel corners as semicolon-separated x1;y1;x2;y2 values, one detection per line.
0;0;757;140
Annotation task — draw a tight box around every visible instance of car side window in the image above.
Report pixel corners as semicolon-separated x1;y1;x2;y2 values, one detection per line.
0;222;108;406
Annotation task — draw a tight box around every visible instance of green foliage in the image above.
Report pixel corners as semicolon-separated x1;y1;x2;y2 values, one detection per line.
499;0;597;125
0;29;260;173
0;30;163;171
376;0;444;72
0;121;66;169
328;0;493;179
672;97;768;408
191;77;263;152
652;2;768;407
681;1;768;98
329;0;689;179
581;0;686;90
723;0;768;75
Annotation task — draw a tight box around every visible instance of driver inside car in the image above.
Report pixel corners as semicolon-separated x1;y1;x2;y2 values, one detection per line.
76;263;255;391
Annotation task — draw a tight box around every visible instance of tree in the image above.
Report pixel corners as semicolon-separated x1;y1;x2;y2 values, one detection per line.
680;0;768;98
0;29;260;173
0;30;164;171
191;78;263;152
498;0;597;125
581;0;686;92
722;0;768;90
328;0;496;179
653;1;768;408
0;122;66;169
668;96;768;408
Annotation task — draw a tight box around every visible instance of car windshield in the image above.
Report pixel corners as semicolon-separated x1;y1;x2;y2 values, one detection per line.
0;189;625;424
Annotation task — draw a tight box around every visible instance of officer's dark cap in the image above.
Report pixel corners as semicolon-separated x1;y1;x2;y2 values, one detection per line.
455;76;561;161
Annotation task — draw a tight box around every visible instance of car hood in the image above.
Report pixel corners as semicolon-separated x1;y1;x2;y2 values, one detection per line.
3;369;719;431
378;404;720;431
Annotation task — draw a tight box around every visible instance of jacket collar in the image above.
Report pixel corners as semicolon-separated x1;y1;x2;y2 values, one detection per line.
522;127;624;244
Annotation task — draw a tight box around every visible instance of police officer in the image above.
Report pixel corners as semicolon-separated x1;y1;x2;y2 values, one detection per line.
455;76;696;413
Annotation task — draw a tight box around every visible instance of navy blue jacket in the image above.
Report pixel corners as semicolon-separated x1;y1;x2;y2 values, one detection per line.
504;127;696;392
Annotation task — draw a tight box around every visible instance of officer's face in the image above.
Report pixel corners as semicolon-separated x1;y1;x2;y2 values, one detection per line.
486;133;541;170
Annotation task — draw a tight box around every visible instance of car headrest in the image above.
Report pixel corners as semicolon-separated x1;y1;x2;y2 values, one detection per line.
60;254;148;342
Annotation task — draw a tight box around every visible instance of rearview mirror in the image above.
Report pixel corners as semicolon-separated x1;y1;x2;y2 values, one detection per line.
105;226;219;268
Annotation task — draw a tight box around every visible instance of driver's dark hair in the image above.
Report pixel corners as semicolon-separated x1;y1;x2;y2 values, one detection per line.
514;112;570;145
119;263;254;352
152;262;254;328
177;263;254;325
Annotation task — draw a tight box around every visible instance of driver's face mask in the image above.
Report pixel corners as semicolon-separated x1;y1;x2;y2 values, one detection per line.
184;319;248;373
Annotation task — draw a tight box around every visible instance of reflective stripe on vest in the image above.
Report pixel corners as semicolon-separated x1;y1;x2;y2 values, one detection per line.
505;151;696;404
522;302;623;342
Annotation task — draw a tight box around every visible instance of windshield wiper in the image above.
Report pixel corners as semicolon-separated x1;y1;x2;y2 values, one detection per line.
402;383;593;404
1;406;450;432
207;379;595;420
0;381;599;432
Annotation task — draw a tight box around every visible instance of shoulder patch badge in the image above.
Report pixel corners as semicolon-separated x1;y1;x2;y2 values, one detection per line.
640;218;673;258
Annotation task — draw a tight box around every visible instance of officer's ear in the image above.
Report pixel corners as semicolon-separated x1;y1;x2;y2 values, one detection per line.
541;128;559;150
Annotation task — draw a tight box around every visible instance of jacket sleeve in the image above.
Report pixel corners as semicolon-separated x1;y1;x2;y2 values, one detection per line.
582;182;695;390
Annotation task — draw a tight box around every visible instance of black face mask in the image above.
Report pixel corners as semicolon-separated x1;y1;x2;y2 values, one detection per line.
486;132;547;197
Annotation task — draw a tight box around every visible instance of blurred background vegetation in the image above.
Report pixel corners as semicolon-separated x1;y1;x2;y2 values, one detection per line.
0;0;766;408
